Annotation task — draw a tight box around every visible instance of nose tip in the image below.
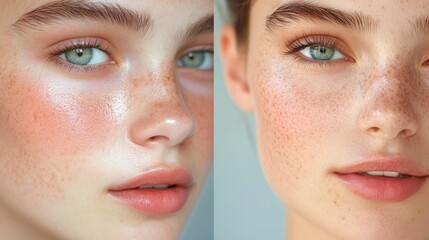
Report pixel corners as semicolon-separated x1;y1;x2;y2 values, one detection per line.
360;111;418;140
129;103;195;148
358;74;419;140
130;115;195;148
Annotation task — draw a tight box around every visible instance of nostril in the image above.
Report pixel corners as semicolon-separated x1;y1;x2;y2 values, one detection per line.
147;136;169;143
368;127;380;134
400;129;413;137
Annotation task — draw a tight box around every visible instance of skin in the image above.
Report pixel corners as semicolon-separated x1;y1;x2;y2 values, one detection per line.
0;0;213;239
221;0;429;239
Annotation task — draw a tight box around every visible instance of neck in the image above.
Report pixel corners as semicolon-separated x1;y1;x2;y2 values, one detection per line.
286;210;337;240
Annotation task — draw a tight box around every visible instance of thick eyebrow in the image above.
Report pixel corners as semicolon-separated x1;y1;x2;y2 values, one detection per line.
183;14;214;40
172;14;213;41
13;0;152;34
266;1;376;33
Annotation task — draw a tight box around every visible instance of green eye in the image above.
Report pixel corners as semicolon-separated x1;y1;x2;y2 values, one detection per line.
177;50;213;70
299;45;345;61
60;47;109;66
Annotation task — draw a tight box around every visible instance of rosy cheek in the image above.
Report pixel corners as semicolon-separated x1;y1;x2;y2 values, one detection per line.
252;72;348;193
0;69;126;201
0;72;118;156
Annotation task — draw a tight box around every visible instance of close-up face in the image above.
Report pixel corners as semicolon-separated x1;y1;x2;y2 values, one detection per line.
222;0;429;239
0;0;213;239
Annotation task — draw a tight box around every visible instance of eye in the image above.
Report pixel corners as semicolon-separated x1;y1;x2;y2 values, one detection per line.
59;47;109;66
177;50;214;70
299;45;345;61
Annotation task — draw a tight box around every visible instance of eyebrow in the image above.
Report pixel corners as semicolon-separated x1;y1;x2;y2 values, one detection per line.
411;16;429;36
13;0;152;33
266;1;377;33
183;14;214;40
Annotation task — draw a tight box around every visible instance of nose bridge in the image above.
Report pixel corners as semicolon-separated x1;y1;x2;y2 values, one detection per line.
370;71;409;112
128;65;195;148
357;65;419;139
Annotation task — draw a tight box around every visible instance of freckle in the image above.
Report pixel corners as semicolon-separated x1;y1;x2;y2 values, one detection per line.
6;78;16;88
132;77;141;89
32;112;38;121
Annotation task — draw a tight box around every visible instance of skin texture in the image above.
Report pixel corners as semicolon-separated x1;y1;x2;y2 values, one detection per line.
221;0;429;239
0;0;213;239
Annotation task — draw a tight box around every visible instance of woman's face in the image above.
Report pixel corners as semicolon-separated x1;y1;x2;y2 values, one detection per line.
0;0;213;239
224;0;429;239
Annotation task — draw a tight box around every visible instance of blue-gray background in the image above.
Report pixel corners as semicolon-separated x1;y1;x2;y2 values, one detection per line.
213;1;285;239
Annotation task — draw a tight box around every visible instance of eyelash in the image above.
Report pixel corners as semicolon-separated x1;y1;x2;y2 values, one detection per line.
283;34;350;67
47;38;113;72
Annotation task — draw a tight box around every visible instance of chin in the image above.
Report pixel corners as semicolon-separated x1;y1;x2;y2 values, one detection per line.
325;211;429;240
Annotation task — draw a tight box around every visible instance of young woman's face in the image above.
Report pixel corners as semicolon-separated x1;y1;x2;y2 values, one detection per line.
224;0;429;239
0;0;213;239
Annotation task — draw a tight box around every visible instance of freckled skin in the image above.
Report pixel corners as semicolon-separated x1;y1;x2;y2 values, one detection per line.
228;0;429;239
0;0;213;240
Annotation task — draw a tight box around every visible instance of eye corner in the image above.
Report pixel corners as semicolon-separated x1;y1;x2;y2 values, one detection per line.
421;59;429;67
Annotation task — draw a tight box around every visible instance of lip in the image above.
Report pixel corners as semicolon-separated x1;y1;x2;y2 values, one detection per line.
108;166;193;215
335;156;429;202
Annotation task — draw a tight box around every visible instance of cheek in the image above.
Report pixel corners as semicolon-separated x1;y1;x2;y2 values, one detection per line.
183;90;214;180
1;74;116;155
177;70;214;180
0;69;120;201
251;70;348;197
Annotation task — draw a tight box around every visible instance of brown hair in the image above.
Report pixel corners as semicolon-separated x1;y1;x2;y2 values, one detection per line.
226;0;251;42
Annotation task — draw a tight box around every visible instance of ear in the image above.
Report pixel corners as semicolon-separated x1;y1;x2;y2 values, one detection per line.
220;25;254;112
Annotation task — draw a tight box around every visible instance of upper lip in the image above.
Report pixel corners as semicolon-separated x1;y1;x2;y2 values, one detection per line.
109;166;193;191
334;156;429;177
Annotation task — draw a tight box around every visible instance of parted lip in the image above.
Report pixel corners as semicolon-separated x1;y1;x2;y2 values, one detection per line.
334;156;429;177
109;166;193;191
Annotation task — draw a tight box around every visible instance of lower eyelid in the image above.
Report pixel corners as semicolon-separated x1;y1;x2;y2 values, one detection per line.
46;54;117;75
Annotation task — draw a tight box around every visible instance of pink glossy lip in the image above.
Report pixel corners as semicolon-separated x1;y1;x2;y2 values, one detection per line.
108;167;193;214
335;157;429;202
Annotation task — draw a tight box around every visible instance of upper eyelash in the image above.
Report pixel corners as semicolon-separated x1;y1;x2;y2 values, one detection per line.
178;46;214;58
48;38;110;57
283;34;340;55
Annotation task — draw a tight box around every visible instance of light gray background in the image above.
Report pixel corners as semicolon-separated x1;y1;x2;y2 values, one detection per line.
214;1;285;239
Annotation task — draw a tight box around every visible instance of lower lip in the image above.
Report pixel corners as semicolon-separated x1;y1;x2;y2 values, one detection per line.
109;186;190;214
337;174;427;202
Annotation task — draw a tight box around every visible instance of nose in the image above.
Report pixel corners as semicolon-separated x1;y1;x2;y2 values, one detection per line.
128;70;194;148
357;72;419;140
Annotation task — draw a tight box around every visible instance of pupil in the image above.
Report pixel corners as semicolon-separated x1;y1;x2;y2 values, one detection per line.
188;52;195;60
76;49;83;57
319;47;326;54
